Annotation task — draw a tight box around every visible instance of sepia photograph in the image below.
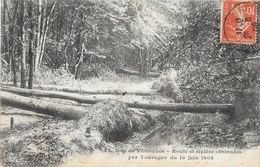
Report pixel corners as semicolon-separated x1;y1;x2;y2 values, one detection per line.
0;0;259;166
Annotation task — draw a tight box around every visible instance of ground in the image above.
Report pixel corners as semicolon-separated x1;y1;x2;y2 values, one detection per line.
0;75;259;167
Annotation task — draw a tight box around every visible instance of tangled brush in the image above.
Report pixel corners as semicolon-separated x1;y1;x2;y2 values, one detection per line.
76;100;133;142
151;68;183;102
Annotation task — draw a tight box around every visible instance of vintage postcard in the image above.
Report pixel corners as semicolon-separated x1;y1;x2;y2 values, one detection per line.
0;0;259;167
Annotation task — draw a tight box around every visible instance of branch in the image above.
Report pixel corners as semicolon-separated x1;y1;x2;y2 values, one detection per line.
235;56;260;62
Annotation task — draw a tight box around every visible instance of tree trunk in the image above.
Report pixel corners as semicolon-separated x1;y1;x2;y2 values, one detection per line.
2;0;9;62
1;91;86;120
115;68;160;77
1;86;234;115
75;42;85;80
10;0;19;87
75;62;83;80
138;47;148;78
139;47;144;77
28;0;34;89
2;85;157;96
11;52;17;87
35;0;42;72
19;0;27;88
1;82;238;94
74;33;82;79
143;46;148;78
39;2;56;65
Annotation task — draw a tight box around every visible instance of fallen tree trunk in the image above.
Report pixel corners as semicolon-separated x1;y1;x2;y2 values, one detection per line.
1;86;98;104
1;82;239;94
35;84;157;96
180;87;238;92
0;82;157;96
0;91;86;120
127;102;234;115
115;68;160;77
1;87;234;115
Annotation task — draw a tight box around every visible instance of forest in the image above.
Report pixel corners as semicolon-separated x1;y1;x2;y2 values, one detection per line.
0;0;259;167
1;0;259;102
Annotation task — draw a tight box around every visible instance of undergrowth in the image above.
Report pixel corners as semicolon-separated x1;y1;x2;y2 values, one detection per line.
156;112;259;148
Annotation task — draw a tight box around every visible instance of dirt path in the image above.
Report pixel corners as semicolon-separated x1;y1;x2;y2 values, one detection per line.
0;106;52;130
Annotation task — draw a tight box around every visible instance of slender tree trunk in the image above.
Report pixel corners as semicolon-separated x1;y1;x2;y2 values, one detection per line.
74;34;83;79
143;46;148;78
35;0;42;72
19;0;27;88
138;47;143;77
4;0;12;73
75;62;83;80
2;0;9;62
11;53;17;86
28;0;34;89
10;0;19;87
138;47;148;78
75;45;84;80
39;2;56;65
38;4;46;66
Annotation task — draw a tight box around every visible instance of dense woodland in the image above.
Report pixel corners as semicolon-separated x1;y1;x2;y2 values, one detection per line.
1;0;259;104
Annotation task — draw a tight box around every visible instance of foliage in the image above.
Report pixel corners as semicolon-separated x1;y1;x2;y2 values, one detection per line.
175;57;259;103
152;0;259;103
156;112;259;148
34;66;76;86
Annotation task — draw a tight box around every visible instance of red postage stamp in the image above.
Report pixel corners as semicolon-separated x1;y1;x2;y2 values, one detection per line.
221;0;257;44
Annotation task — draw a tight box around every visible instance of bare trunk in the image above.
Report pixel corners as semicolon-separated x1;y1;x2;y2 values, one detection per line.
11;53;17;87
28;1;34;89
38;4;46;65
143;46;148;78
2;0;9;61
75;62;83;80
139;47;143;77
74;35;83;80
39;2;56;64
35;0;42;72
20;0;26;88
1;91;86;120
21;37;27;88
10;0;19;87
2;85;157;96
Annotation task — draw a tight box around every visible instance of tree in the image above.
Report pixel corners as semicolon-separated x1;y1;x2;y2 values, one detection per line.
28;0;34;89
19;0;27;88
34;0;56;72
9;0;19;87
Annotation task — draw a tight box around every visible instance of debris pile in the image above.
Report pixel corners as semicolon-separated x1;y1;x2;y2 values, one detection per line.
76;100;134;142
151;68;183;102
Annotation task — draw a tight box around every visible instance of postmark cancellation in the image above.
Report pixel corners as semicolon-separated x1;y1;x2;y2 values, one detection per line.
221;0;257;44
